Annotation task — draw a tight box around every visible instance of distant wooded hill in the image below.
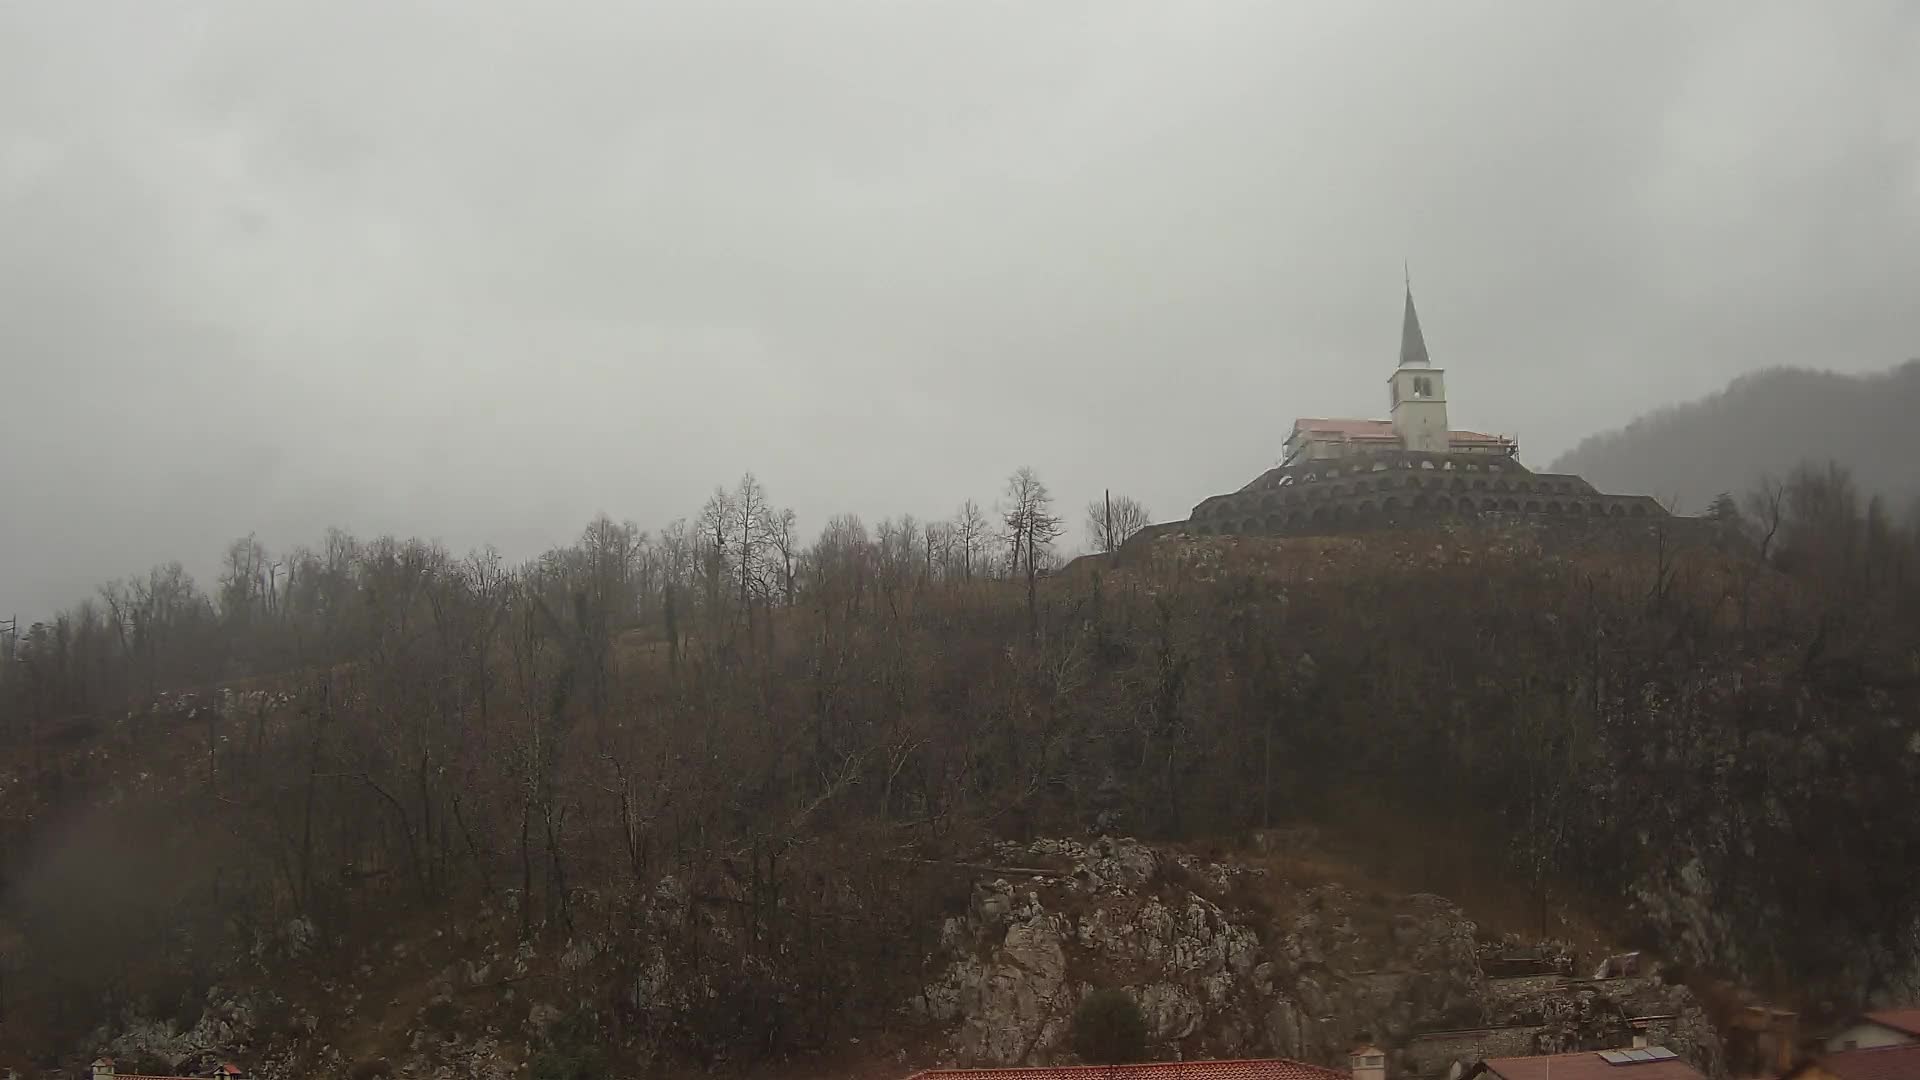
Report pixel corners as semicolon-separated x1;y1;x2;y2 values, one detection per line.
1549;360;1920;514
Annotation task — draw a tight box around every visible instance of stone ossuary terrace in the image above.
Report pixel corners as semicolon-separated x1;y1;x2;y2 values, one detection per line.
1184;450;1664;537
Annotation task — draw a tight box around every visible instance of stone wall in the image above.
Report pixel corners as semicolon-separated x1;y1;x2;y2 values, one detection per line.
1574;975;1672;1000
1129;507;1729;557
1406;1026;1552;1076
1483;973;1571;1008
1188;474;1663;539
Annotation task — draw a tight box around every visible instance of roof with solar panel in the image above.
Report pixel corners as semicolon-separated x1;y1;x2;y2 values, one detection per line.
1478;1047;1704;1080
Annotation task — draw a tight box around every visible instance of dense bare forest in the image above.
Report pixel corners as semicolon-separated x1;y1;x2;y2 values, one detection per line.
1550;361;1920;514
2;461;1918;1074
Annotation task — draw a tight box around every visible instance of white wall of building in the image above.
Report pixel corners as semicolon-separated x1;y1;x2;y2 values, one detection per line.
1390;367;1449;454
1826;1022;1917;1052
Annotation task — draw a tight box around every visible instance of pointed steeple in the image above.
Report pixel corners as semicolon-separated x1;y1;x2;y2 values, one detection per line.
1399;270;1430;368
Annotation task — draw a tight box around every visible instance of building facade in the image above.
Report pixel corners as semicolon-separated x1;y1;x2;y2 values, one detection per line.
1825;1010;1920;1054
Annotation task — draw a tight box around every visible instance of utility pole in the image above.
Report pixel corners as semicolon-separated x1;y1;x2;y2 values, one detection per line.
1104;490;1112;554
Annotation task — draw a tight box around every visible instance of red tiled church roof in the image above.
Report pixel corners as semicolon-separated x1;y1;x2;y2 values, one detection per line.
1291;418;1399;441
1289;418;1509;444
904;1059;1349;1080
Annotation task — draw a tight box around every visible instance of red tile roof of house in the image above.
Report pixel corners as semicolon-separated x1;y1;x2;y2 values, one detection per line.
90;1062;235;1080
1866;1011;1920;1038
1483;1050;1705;1080
1807;1045;1920;1080
903;1058;1349;1080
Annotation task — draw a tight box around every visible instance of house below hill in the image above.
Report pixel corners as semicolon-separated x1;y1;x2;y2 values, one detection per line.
901;1047;1375;1080
1467;1047;1704;1080
89;1059;246;1080
1826;1011;1920;1053
1786;1043;1920;1080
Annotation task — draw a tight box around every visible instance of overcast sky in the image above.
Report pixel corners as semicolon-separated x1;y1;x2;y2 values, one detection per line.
3;1;1917;620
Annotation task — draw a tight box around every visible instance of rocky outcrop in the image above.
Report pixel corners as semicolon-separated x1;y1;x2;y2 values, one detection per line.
90;987;279;1074
912;837;1724;1078
82;837;1726;1079
913;838;1485;1068
395;1033;517;1080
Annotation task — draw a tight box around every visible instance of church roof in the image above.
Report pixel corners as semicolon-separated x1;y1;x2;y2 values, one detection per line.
1400;284;1430;368
1294;418;1399;442
1289;417;1508;444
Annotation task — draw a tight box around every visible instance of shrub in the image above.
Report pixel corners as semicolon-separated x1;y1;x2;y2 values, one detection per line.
1072;988;1148;1064
531;1009;607;1080
420;1000;460;1030
530;1048;603;1080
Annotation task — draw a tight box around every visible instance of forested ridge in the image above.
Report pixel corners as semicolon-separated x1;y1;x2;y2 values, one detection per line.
1;463;1918;1075
1550;360;1920;514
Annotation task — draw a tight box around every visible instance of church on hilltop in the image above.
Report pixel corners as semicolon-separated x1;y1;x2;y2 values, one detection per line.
1283;286;1519;465
1166;282;1667;540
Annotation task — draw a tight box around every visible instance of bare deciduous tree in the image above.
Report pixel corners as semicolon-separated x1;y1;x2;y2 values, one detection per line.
764;506;800;607
731;473;773;627
1002;467;1063;635
953;500;989;582
697;487;734;630
811;514;872;620
1744;474;1787;561
923;521;950;585
1085;492;1151;554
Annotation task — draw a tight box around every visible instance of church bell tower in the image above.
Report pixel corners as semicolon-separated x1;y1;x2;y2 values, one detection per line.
1388;279;1449;453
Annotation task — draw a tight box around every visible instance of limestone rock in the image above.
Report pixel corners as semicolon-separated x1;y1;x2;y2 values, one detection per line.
1135;982;1204;1041
95;988;276;1074
560;935;603;972
927;905;1076;1065
912;837;1661;1073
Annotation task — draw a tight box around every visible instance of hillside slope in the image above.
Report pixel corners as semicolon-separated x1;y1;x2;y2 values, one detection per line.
4;519;1919;1076
1549;361;1920;512
38;831;1727;1080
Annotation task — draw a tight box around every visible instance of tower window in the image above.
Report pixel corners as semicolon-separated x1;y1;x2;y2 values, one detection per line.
1411;375;1434;398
